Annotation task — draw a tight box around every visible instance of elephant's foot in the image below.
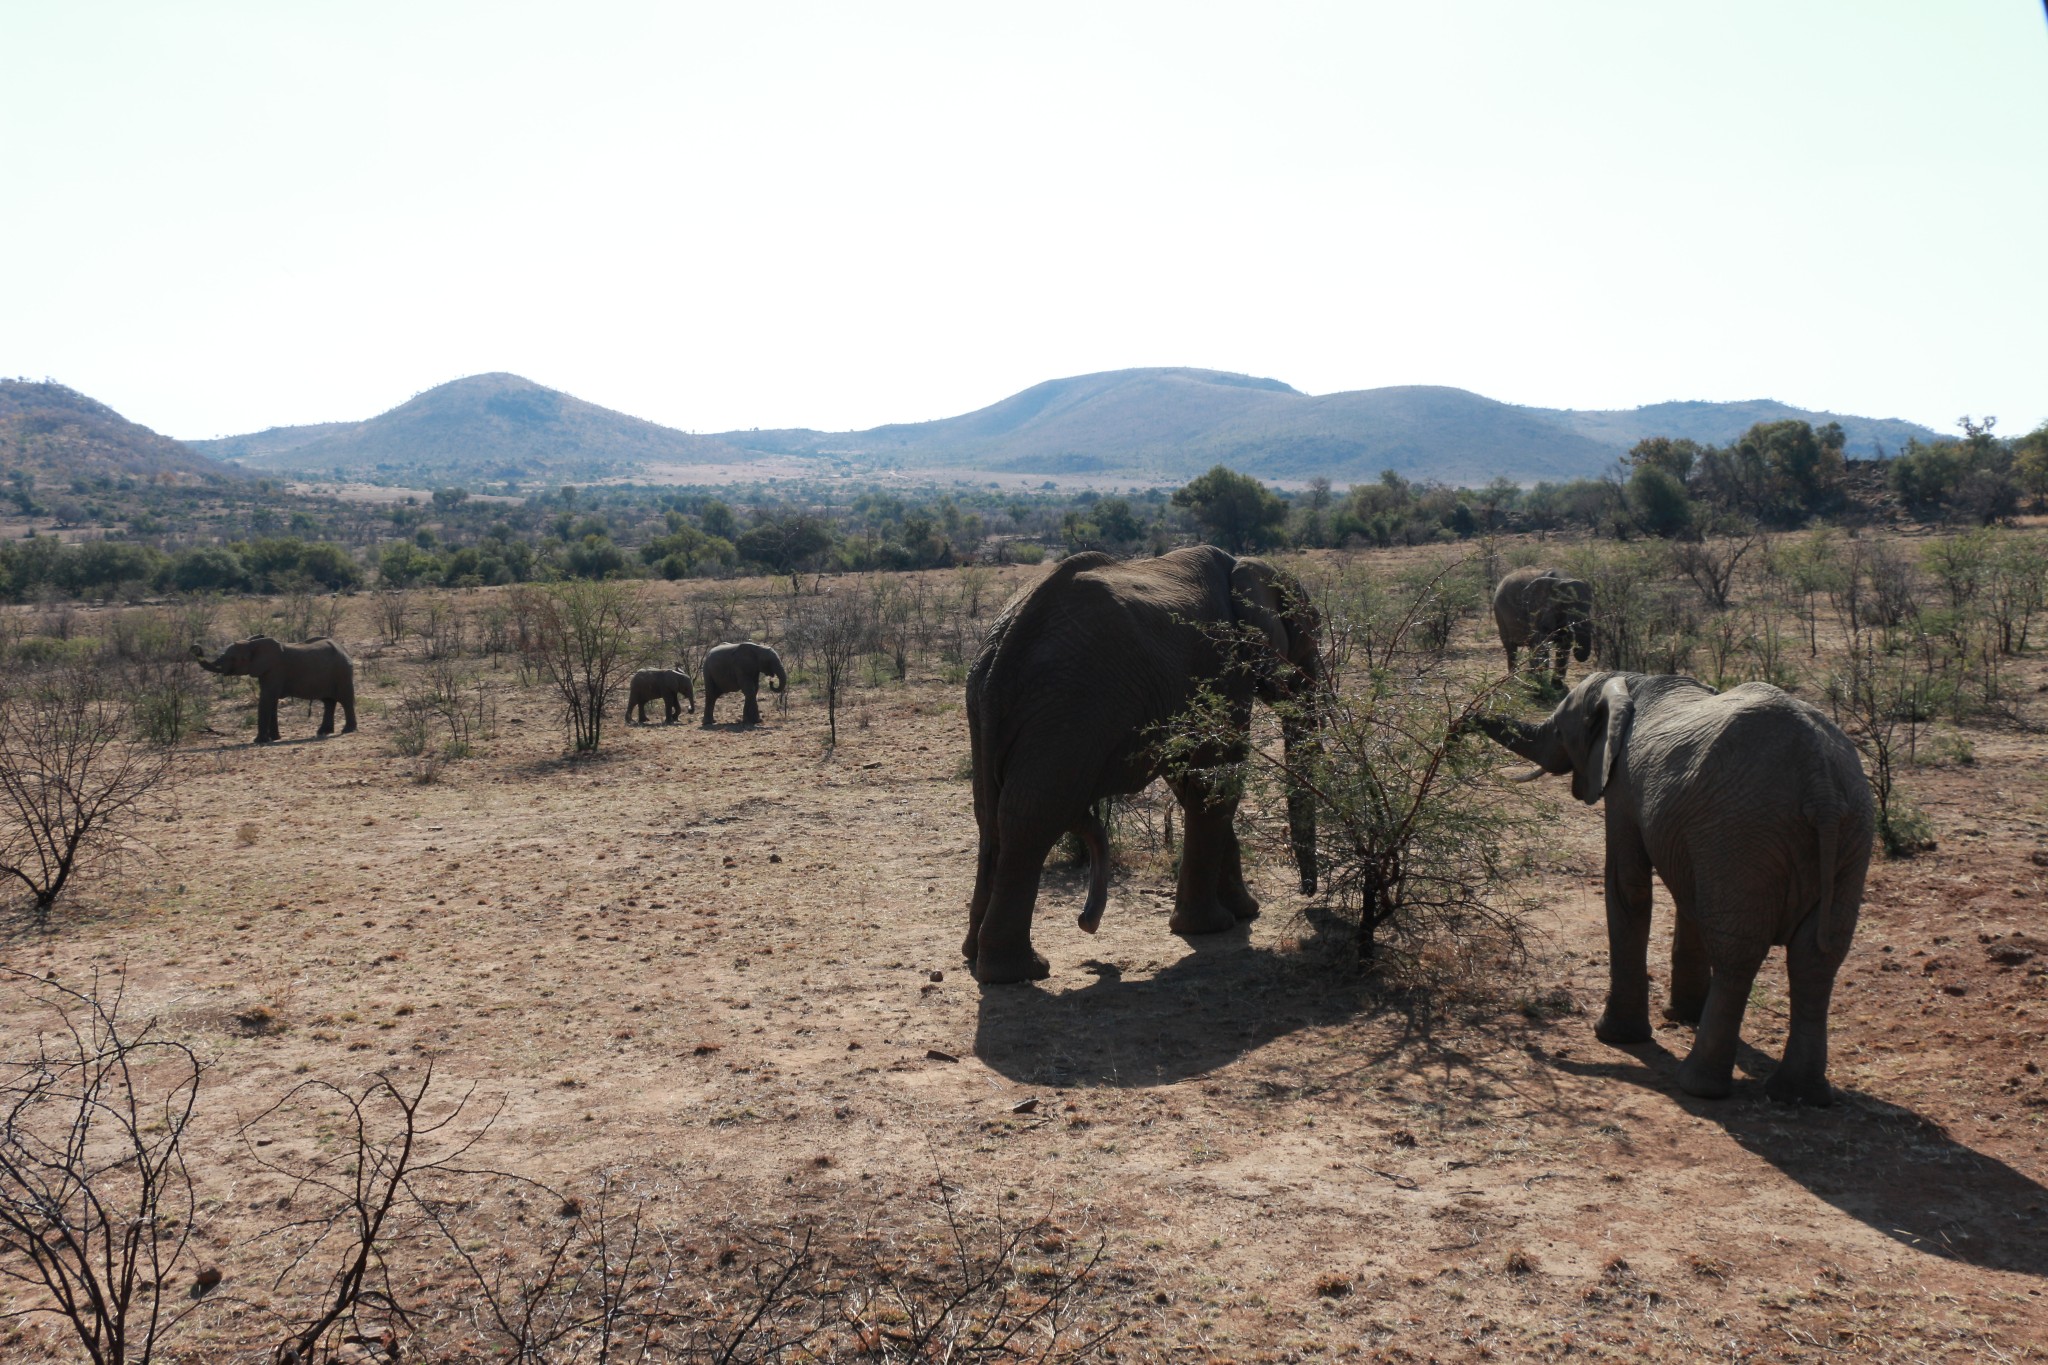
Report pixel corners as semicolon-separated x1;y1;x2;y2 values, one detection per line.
973;948;1051;984
1662;995;1706;1027
1169;897;1238;936
255;735;277;746
1593;1009;1653;1046
1763;1065;1833;1107
1219;882;1261;924
341;722;356;734
1676;1054;1735;1100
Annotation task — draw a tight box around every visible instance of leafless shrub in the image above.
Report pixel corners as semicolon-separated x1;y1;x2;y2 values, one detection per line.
418;595;467;660
0;969;203;1364
0;667;174;924
522;581;643;752
240;1066;497;1365
375;590;412;642
788;586;877;747
1671;531;1759;611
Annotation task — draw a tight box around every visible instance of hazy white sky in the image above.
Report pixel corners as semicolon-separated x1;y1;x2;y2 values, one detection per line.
4;2;2043;443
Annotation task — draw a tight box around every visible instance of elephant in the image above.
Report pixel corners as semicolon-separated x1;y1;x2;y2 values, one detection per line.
192;636;357;744
700;642;786;727
626;667;695;724
963;545;1322;985
1493;566;1593;689
1471;670;1874;1105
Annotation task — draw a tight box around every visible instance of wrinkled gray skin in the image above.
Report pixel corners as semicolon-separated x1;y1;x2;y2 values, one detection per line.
1493;566;1594;688
964;546;1322;985
1473;671;1873;1105
701;642;786;727
192;636;356;744
626;667;696;724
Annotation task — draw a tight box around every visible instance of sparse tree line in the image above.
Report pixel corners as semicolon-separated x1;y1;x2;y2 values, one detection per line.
7;413;2045;606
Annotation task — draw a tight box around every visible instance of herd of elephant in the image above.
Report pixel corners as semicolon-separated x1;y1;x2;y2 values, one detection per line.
188;637;789;739
192;549;1876;1109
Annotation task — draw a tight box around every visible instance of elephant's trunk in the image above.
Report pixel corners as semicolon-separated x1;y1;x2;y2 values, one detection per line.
1571;617;1593;664
767;659;786;693
1282;699;1320;896
191;645;225;674
1469;712;1568;774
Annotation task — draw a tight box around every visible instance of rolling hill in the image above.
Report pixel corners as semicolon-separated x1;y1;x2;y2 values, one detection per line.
191;367;1947;489
0;380;237;484
192;373;744;485
718;368;1942;485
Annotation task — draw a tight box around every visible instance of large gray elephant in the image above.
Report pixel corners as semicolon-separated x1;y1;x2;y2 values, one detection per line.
701;642;785;727
1493;566;1593;688
192;636;357;744
1472;671;1873;1105
964;546;1321;985
626;667;695;724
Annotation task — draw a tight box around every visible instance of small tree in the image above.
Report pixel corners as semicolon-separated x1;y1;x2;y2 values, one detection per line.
522;581;641;752
790;586;877;746
1171;466;1289;553
0;668;174;924
1164;560;1535;970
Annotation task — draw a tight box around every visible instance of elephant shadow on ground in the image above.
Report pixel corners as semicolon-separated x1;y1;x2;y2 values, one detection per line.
973;904;1392;1089
198;735;334;753
1549;1039;2048;1276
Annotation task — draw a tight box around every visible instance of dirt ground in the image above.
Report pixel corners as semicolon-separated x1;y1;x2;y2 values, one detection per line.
2;560;2046;1362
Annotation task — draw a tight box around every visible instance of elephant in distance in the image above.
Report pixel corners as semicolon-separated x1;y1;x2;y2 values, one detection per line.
1472;671;1873;1104
192;636;357;744
701;642;786;727
1493;566;1593;689
626;667;695;724
964;546;1321;984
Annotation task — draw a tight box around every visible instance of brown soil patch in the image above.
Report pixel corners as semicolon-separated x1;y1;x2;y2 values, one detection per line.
3;561;2045;1360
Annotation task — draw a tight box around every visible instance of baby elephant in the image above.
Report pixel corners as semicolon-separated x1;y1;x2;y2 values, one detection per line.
1472;671;1873;1105
625;667;695;724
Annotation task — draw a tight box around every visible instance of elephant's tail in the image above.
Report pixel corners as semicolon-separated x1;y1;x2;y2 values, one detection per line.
1072;808;1110;934
1808;799;1855;959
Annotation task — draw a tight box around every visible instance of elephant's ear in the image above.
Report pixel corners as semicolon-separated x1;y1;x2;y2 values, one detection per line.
1574;675;1633;805
248;636;285;673
1228;558;1291;660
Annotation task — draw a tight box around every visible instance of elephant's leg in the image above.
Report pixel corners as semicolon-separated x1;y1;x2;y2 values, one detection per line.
963;821;1001;964
701;687;721;727
1504;642;1519;674
257;691;279;745
340;690;356;734
974;819;1060;984
1167;779;1239;936
664;694;680;724
317;699;337;736
1594;823;1655;1045
1766;910;1845;1106
1218;825;1260;923
740;682;762;725
1677;944;1766;1100
1665;904;1711;1025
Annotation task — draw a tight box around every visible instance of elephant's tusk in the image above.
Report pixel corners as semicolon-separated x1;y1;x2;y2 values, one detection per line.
1508;766;1549;784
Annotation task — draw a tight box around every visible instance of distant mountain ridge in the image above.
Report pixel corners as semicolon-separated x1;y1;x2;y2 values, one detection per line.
191;373;742;484
189;367;1947;488
719;367;1940;485
1;380;236;483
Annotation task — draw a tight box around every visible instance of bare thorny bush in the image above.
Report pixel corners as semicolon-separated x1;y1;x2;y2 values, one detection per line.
0;666;174;926
1160;555;1540;988
1;979;1127;1364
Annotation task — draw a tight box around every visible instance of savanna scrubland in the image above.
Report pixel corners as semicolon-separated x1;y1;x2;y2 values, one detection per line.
2;524;2046;1363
